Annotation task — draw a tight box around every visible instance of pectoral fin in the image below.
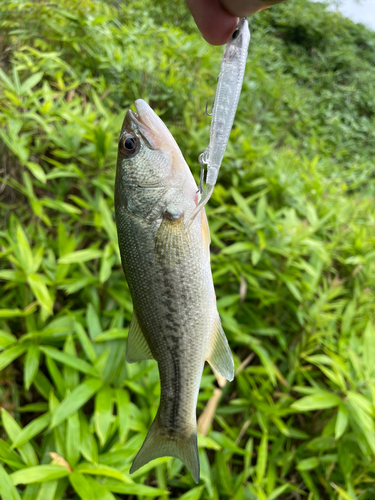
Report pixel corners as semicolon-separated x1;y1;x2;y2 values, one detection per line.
206;318;234;381
126;312;154;363
155;211;190;265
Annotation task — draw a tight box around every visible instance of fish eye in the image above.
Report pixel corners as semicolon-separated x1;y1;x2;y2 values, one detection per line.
232;29;239;40
119;133;140;157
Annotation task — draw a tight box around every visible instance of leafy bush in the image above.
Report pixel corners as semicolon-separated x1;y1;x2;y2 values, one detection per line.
0;0;375;499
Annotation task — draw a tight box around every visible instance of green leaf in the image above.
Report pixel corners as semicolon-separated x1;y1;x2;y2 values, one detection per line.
42;198;81;214
0;344;27;371
0;439;25;470
98;449;136;467
0;309;22;319
99;244;115;283
87;477;117;500
69;472;97;499
341;299;357;335
267;484;291;500
11;465;70;485
178;486;205;500
210;431;245;455
86;303;102;339
24;345;40;390
40;346;98;376
1;271;28;287
0;330;17;349
285;281;302;302
0;125;28;162
50;378;103;429
296;457;320;471
15;223;33;273
36;480;58;500
347;391;374;418
11;412;51;449
94;385;113;446
364;321;375;376
335;404;349;440
25;161;47;184
17;403;48;413
65;413;80;467
330;483;357;500
256;433;268;485
27;273;53;314
116;389;130;442
20;72;44;93
0;464;22;500
75;322;97;362
80;423;98;464
0;67;16;90
221;242;253;255
45;356;67;398
104;481;168;496
33;371;53;400
94;328;128;342
12;67;20;93
197;435;222;451
58;249;103;264
63;335;83;390
291;392;341;411
74;463;129;482
231;188;256;223
99;197;119;251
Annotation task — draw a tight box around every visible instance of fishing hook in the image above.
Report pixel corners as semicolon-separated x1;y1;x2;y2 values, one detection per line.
205;100;213;116
197;152;206;193
198;165;205;194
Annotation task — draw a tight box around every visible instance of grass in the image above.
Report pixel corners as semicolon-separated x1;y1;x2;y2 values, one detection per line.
0;0;375;498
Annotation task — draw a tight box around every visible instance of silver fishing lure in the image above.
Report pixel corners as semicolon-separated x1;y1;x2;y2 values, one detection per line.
191;17;250;220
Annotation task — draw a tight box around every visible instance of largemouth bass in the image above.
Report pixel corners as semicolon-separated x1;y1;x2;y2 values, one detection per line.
115;100;234;483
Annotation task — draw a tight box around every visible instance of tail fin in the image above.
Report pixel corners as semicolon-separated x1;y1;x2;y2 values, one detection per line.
130;413;200;483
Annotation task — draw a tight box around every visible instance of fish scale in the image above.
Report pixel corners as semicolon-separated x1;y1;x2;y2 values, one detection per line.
115;99;234;483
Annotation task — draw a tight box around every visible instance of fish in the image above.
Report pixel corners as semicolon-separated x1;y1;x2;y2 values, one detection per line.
192;17;250;220
114;99;234;483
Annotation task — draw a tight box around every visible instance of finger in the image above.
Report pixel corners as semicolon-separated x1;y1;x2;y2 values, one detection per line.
185;0;238;45
219;0;286;17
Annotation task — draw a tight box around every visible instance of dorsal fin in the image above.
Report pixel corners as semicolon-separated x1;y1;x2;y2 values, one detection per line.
126;312;154;363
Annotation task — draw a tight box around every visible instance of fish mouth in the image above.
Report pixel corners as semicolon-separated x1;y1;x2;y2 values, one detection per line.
120;106;159;150
120;100;182;154
119;99;187;187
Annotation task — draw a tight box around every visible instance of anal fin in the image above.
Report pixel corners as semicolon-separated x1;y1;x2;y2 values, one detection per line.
126;312;154;363
206;318;234;382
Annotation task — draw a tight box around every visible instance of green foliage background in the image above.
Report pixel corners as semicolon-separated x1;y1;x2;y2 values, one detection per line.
0;0;375;498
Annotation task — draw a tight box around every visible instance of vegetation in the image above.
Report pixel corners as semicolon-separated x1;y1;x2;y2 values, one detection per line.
0;0;375;498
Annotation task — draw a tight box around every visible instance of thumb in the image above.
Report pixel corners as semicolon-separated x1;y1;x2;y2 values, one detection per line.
219;0;287;17
185;0;238;45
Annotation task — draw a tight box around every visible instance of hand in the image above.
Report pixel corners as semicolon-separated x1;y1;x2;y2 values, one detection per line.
185;0;286;45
